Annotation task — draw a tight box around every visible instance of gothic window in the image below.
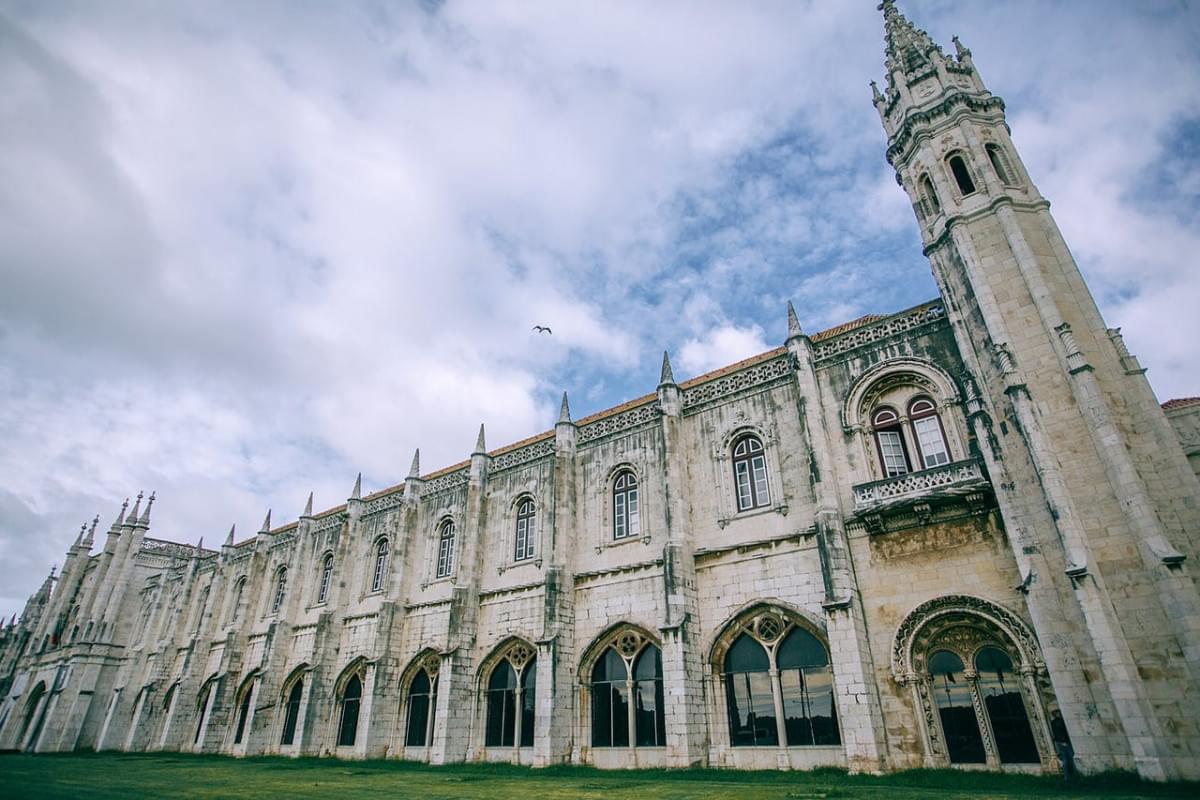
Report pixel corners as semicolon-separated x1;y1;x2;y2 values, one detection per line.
588;630;665;748
929;651;985;763
719;611;840;748
232;681;254;745
986;144;1015;185
947;153;976;196
279;678;303;746
612;470;640;540
18;682;46;746
404;667;437;747
270;567;288;615
435;520;456;578
909;397;950;468
514;498;536;562
336;674;362;747
920;173;941;217
317;554;333;605
227;576;246;624
975;647;1040;763
371;538;389;593
484;644;536;748
194;683;213;745
732;434;771;511
872;407;912;477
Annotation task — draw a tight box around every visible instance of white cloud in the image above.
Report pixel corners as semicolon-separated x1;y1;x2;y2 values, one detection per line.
679;324;770;376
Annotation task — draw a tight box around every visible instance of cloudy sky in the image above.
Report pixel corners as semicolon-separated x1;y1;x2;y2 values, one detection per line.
2;0;1198;619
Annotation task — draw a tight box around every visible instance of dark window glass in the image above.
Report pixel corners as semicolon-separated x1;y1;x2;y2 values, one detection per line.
948;155;976;195
193;686;211;745
724;634;776;746
632;645;666;746
233;685;252;744
280;679;303;746
976;648;1039;763
591;647;630;747
778;629;839;747
372;539;389;593
317;556;333;604
732;435;771;511
486;661;518;747
271;568;287;614
921;174;941;216
337;675;362;747
612;471;640;540
436;522;455;578
873;407;911;477
405;669;435;747
986;145;1013;185
929;651;985;763
515;499;536;561
520;660;537;748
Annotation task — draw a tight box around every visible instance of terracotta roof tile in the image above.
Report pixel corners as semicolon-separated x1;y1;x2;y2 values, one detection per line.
1162;397;1200;411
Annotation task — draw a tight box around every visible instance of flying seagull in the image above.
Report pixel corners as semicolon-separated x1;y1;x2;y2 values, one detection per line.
532;325;552;334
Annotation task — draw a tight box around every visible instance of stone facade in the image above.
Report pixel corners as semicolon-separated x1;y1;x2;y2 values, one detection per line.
2;2;1198;780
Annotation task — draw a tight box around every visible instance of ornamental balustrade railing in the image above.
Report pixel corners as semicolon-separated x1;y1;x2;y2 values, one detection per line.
853;457;987;512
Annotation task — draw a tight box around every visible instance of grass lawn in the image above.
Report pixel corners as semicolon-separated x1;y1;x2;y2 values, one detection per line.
1;753;1197;800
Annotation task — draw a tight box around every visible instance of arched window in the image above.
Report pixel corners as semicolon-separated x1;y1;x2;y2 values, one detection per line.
720;611;840;748
975;648;1039;763
909;397;950;468
732;434;771;511
227;576;246;624
929;651;985;763
589;632;665;748
194;683;214;745
920;173;941;217
404;667;437;747
233;681;254;745
947;153;976;196
279;678;303;746
192;586;210;634
337;674;362;747
514;498;536;561
872;407;911;477
317;555;333;605
612;470;640;540
986;144;1014;185
436;521;455;578
485;649;537;748
371;538;389;593
18;682;47;748
270;568;287;615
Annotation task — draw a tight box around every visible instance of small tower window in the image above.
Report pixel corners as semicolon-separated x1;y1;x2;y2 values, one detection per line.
371;538;389;593
270;567;287;615
986;144;1015;186
514;498;536;562
947;153;976;196
612;470;640;540
920;174;941;217
317;554;333;604
436;520;456;578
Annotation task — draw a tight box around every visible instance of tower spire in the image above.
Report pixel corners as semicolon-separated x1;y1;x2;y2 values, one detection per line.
350;472;362;500
659;351;675;386
303;491;314;517
225;524;236;547
473;423;487;455
558;391;572;424
408;449;421;479
786;301;803;340
880;0;941;85
260;509;272;532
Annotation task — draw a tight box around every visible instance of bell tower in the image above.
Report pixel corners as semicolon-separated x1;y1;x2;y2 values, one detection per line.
873;1;1200;781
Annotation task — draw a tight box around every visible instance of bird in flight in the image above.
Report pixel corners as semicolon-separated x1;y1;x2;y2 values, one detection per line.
532;325;552;334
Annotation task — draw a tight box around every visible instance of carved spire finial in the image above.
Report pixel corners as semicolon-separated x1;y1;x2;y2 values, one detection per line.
350;472;362;500
408;449;421;479
659;351;675;386
225;524;236;547
303;491;313;517
473;423;487;455
127;491;143;525
139;491;155;525
558;391;572;424
786;301;803;339
260;509;272;532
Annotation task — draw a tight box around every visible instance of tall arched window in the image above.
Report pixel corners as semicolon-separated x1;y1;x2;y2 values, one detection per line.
436;521;455;578
279;677;303;746
920;173;941;217
194;683;214;745
337;674;362;747
233;681;254;745
720;611;840;748
18;682;47;748
371;538;389;593
317;555;333;605
986;144;1014;185
975;648;1039;763
930;651;985;763
514;498;536;561
732;434;771;511
270;568;287;615
589;632;665;748
404;666;437;747
909;397;950;468
872;407;911;477
612;470;640;540
485;648;536;748
947;153;976;196
227;576;246;624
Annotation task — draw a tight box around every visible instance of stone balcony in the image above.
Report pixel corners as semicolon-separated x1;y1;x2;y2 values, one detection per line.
852;458;993;534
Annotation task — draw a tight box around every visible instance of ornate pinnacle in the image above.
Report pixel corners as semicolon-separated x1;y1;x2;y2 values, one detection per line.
408;449;421;479
350;473;362;500
558;391;572;424
260;509;272;532
195;537;204;554
225;524;236;547
303;491;313;517
139;491;155;525
659;351;675;386
473;423;487;455
786;301;804;340
127;491;143;525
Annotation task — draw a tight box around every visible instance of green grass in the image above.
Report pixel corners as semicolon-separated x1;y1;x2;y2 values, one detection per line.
0;752;1196;800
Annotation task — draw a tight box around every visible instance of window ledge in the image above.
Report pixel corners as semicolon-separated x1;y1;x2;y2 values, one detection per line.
717;502;788;528
595;532;652;554
852;457;993;533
